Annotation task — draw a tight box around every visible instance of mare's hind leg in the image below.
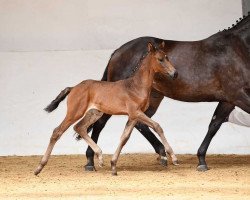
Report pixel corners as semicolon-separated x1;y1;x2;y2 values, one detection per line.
136;111;178;165
74;109;104;168
235;88;250;114
197;102;234;171
111;119;137;175
34;115;79;175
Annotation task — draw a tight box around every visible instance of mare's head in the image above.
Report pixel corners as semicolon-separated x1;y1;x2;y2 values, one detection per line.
147;42;178;79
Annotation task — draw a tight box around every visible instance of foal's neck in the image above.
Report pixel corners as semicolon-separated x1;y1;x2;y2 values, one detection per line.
131;53;155;93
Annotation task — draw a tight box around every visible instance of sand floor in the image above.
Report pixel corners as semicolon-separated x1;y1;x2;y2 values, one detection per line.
0;154;249;200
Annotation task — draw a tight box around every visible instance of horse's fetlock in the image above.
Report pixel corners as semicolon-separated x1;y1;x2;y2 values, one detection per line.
97;148;102;156
40;159;48;166
110;160;116;166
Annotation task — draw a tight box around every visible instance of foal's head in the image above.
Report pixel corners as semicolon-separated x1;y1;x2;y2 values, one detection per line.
147;42;178;79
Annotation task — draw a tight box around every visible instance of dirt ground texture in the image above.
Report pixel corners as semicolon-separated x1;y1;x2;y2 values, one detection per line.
0;154;249;200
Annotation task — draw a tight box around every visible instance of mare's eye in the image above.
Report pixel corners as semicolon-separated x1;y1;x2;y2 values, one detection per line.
158;58;163;62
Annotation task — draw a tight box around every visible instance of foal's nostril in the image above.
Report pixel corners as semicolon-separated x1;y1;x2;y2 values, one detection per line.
173;71;178;79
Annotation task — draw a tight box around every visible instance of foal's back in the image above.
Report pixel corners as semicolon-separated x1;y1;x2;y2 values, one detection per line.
68;79;139;116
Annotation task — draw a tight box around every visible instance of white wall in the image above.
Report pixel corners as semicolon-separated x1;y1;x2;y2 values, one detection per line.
1;0;249;156
0;0;243;51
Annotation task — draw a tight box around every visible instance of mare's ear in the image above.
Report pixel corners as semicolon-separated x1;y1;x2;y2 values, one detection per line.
159;41;165;49
147;42;155;52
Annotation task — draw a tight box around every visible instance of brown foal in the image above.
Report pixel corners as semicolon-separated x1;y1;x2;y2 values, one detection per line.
34;42;178;176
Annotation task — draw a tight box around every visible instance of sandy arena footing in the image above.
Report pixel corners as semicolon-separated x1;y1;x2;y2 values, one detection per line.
0;154;249;200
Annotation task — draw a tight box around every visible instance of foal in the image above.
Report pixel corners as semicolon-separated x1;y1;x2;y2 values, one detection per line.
34;42;178;176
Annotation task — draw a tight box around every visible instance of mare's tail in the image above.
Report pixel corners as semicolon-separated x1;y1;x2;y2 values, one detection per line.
44;87;72;113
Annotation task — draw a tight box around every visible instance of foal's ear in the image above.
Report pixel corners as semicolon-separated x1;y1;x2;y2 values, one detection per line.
159;41;165;49
147;42;155;52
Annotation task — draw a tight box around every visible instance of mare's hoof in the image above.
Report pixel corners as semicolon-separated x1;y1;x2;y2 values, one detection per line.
160;156;168;167
197;165;209;172
84;165;96;171
112;171;118;176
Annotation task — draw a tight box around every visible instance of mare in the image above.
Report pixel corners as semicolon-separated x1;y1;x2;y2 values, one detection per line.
34;42;178;176
81;15;250;171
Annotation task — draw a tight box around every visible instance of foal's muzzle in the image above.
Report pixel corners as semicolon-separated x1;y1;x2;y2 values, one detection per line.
169;70;178;79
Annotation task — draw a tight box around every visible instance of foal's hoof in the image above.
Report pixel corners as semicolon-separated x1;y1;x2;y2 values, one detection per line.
84;165;96;171
98;158;104;168
172;160;179;166
159;156;168;167
197;165;209;172
98;162;104;168
34;169;41;176
34;166;42;176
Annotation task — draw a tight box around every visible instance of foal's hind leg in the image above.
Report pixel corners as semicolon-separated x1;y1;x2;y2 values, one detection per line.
111;119;136;175
85;114;112;171
136;111;178;165
34;115;79;175
74;109;104;168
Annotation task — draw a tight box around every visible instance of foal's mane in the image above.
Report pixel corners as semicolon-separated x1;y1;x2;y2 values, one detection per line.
131;46;167;75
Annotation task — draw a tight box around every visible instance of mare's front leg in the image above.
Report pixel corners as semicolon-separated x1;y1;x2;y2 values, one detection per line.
197;102;234;171
136;111;178;165
111;119;137;175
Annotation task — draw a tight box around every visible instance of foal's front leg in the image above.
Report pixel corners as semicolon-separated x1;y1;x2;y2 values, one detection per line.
137;112;178;165
111;119;137;175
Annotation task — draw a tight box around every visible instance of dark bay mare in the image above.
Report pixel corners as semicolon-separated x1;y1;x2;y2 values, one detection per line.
80;14;250;171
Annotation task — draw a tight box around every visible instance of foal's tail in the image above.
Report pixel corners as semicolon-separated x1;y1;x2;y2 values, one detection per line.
44;87;72;113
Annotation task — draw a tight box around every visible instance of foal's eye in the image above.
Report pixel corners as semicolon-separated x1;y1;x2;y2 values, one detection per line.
158;58;163;62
